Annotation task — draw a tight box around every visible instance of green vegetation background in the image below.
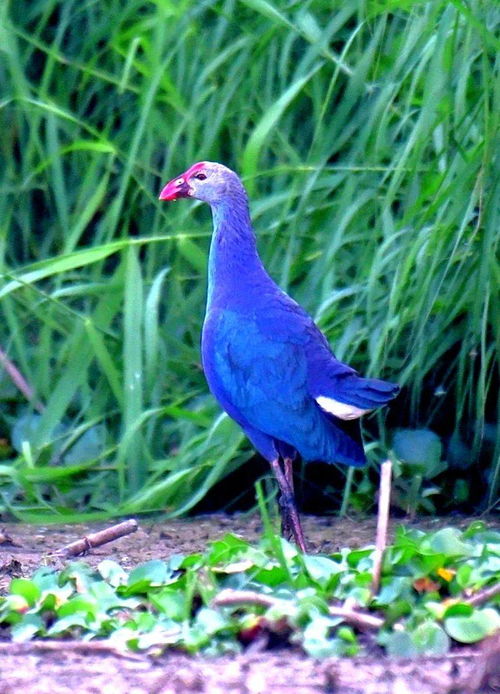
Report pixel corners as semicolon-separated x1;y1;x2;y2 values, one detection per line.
0;0;498;522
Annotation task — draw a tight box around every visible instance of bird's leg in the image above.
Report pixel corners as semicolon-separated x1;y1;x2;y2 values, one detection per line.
280;456;295;541
270;458;307;553
283;456;294;492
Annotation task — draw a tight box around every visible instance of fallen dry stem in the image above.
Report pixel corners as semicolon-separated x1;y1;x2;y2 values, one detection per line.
212;589;384;631
51;519;138;557
371;460;392;596
462;581;500;608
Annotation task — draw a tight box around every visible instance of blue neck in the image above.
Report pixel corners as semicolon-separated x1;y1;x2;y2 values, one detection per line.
206;195;268;309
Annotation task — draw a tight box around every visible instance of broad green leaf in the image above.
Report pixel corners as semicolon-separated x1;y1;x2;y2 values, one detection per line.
412;621;450;655
302;555;343;585
384;630;417;658
445;608;500;643
126;560;171;592
150;588;186;621
98;560;129;587
194;607;230;635
302;614;348;658
47;614;90;635
57;596;97;618
207;534;253;566
392;429;443;477
8;579;41;606
420;528;472;557
11;614;45;642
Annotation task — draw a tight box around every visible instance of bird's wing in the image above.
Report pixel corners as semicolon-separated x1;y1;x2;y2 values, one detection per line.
202;302;367;466
204;308;308;409
253;290;399;419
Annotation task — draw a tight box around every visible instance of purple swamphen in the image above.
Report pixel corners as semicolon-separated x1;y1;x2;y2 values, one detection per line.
159;162;399;551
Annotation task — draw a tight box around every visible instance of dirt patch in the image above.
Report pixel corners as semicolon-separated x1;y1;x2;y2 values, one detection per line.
2;513;491;578
0;514;498;694
0;638;498;694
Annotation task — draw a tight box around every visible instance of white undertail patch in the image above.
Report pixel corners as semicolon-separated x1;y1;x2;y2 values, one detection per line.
315;396;371;421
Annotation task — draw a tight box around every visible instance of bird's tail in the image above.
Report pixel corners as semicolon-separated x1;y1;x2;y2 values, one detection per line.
335;375;400;410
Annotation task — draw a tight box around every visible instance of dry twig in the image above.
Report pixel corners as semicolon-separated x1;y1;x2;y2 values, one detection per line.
51;519;138;557
461;581;500;609
212;589;384;631
371;459;392;596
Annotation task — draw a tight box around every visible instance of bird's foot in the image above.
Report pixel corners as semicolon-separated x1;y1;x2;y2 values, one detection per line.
270;458;307;553
278;496;294;541
281;499;307;554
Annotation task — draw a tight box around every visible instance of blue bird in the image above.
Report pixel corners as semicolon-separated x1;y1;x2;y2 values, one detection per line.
159;162;399;551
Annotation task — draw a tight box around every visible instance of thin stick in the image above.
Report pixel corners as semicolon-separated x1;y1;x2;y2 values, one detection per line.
51;519;138;557
212;589;384;631
371;459;392;596
461;581;500;608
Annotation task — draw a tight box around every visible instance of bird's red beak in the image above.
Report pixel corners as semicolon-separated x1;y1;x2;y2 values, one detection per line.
159;175;190;201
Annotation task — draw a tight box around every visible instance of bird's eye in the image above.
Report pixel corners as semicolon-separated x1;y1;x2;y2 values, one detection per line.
194;172;207;181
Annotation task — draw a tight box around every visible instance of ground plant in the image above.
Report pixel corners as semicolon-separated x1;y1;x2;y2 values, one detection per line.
0;519;498;657
0;0;498;519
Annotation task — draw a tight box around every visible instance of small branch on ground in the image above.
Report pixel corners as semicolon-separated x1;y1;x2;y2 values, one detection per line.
461;581;500;608
371;459;392;597
212;589;384;631
0;346;45;413
327;604;384;631
51;519;139;558
213;590;277;610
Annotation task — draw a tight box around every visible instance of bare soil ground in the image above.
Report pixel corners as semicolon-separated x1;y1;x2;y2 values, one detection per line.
0;513;499;694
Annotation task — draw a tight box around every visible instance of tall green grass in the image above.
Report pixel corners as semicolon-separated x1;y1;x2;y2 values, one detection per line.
0;0;498;520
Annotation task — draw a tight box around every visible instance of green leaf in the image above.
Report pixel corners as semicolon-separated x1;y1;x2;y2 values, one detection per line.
194;607;230;635
420;528;472;557
57;596;97;618
98;560;128;587
207;534;252;566
125;560;171;593
122;245;145;493
412;621;450;655
11;614;45;642
302;555;343;585
9;578;41;606
376;577;412;605
444;603;473;618
302;614;351;658
0;241;130;299
392;429;443;477
455;564;473;589
150;588;186;621
387;622;452;659
47;613;90;635
445;608;500;643
384;630;418;658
